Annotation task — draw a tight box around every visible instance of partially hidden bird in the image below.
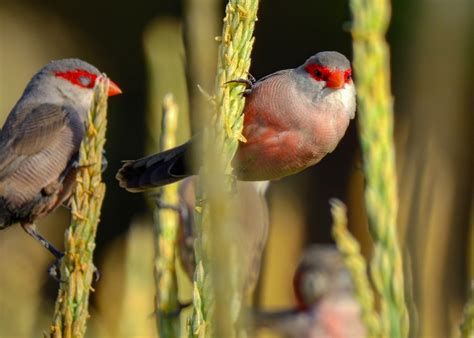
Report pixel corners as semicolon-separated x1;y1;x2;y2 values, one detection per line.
253;245;366;338
116;51;356;191
0;59;121;259
175;177;269;299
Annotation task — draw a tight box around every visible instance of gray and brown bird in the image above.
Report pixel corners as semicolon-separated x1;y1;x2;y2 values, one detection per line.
0;59;121;258
175;177;269;300
117;51;356;191
253;245;366;338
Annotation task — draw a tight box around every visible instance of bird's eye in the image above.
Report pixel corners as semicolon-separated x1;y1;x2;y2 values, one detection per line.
79;76;92;87
344;69;353;82
305;64;330;82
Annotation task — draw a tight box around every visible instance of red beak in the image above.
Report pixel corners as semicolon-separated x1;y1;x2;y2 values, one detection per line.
326;69;344;89
108;80;122;96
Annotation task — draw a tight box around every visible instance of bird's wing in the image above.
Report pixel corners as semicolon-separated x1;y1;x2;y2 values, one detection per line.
0;104;83;179
255;69;291;85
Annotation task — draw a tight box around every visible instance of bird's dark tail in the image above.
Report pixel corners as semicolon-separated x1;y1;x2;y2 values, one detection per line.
116;139;197;192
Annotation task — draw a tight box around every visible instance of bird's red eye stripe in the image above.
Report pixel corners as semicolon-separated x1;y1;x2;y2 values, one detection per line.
54;69;97;89
344;68;352;83
306;64;353;84
293;268;309;311
305;64;332;82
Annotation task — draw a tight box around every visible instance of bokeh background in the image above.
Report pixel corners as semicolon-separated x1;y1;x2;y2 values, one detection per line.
0;0;472;337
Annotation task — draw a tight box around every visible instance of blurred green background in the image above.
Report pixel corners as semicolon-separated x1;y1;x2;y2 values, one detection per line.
0;0;472;337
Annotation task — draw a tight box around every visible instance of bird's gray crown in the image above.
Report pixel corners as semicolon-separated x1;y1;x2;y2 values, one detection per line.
39;58;101;76
303;51;351;70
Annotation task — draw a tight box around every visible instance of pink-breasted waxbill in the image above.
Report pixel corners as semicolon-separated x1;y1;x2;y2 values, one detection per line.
0;59;121;259
116;51;355;191
253;245;366;338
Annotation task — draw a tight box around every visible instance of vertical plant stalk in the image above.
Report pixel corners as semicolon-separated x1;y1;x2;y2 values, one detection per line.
461;280;474;338
153;94;181;337
189;0;259;337
330;199;381;338
461;207;473;337
185;0;219;131
350;0;409;337
460;283;473;338
49;78;109;338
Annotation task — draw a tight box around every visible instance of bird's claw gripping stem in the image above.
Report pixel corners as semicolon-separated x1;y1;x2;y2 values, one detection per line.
47;257;65;282
92;264;101;282
248;73;257;84
149;192;181;212
48;257;100;283
70;149;108;173
225;74;256;96
21;223;100;282
150;301;193;319
162;301;193;318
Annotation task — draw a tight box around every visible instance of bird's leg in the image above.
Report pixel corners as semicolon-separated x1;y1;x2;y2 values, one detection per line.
163;301;193;317
225;78;253;87
225;73;256;96
149;191;181;212
68;150;107;172
21;223;63;259
21;223;100;282
61;203;72;211
151;301;193;319
21;223;65;281
166;301;192;316
66;152;81;172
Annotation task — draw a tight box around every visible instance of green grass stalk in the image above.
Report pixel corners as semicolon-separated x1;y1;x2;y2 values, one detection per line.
188;0;259;337
462;202;474;337
349;0;409;336
460;284;473;338
153;94;181;337
48;78;109;338
330;199;381;338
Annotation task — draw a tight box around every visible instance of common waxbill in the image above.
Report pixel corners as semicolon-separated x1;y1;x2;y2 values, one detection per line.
175;177;269;298
0;59;121;258
116;51;355;191
253;245;366;338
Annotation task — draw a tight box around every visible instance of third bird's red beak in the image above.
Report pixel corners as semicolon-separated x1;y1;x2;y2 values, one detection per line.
326;70;344;89
108;80;122;96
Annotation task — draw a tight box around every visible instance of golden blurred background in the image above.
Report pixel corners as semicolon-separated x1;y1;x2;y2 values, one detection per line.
0;0;472;337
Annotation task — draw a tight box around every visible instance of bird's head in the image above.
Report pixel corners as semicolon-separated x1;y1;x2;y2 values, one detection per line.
51;59;121;96
303;51;352;90
293;245;353;311
26;58;121;115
